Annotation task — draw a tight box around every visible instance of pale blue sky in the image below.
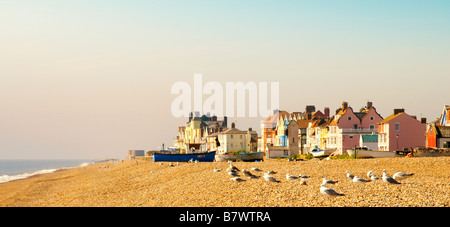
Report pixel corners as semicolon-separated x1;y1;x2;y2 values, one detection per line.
1;1;449;159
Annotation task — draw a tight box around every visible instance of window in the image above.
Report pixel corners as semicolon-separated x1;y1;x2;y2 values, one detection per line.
370;116;374;121
395;123;400;131
354;124;358;129
370;124;375;130
348;116;352;121
231;135;234;139
284;150;289;156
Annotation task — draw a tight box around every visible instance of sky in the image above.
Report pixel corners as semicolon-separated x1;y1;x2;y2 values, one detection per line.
1;0;449;159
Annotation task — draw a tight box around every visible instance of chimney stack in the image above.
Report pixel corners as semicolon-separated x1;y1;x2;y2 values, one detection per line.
305;105;316;114
324;107;330;118
342;101;348;110
421;118;427;124
394;108;405;115
231;122;236;128
367;102;373;109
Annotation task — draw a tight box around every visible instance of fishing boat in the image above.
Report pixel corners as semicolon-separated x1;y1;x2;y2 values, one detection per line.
346;148;396;158
310;147;329;157
153;151;216;162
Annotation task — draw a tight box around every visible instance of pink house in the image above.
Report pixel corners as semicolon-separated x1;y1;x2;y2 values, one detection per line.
378;109;426;152
327;102;383;154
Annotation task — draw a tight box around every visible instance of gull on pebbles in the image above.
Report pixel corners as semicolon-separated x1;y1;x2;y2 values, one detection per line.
320;184;344;196
393;172;414;180
346;171;354;179
263;173;280;183
230;177;245;182
382;169;401;184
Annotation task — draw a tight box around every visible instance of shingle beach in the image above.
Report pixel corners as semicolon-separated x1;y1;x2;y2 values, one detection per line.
1;157;449;207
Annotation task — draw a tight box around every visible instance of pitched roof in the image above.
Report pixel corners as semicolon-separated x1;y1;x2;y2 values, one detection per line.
437;126;450;138
219;128;246;135
379;113;404;124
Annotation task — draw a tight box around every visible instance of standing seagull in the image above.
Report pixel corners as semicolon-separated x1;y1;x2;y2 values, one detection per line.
382;169;401;184
346;171;354;180
263;173;280;183
227;163;240;172
320;184;344;196
393;172;414;180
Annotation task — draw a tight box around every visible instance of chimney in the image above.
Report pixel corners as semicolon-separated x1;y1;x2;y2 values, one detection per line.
223;116;228;127
421;118;427;124
189;112;193;121
231;122;236;128
305;105;315;114
367;102;373;109
248;127;253;132
211;115;217;121
394;108;405;115
342;101;348;110
324;107;330;118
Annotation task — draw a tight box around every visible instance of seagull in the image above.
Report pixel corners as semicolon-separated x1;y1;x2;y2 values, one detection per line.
299;174;310;178
228;171;239;176
263;174;280;183
353;176;370;183
367;171;374;178
346;171;354;179
382;169;401;184
370;174;380;181
265;170;277;175
177;162;180;166
320;184;344;196
299;178;307;185
322;178;338;185
213;168;222;172
242;169;257;178
286;174;299;180
251;167;262;172
230;177;245;182
168;162;174;167
393;172;414;180
227;163;240;172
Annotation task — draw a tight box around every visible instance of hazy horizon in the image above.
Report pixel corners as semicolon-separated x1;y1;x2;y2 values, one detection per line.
1;0;449;159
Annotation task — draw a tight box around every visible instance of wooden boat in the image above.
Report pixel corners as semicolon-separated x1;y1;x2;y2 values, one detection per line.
346;149;396;158
310;148;329;157
215;152;264;162
153;151;216;162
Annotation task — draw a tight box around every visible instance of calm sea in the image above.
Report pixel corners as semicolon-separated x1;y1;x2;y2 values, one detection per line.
0;159;94;184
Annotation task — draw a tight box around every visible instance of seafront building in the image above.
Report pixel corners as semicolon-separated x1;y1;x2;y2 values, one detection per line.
378;108;426;152
426;105;450;148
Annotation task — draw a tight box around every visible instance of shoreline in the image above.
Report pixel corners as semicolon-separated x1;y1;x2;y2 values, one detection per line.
0;157;449;207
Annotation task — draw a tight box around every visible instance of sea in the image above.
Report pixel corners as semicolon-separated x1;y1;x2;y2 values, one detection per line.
0;159;95;184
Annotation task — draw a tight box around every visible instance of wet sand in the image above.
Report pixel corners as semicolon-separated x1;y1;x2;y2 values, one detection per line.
0;157;449;207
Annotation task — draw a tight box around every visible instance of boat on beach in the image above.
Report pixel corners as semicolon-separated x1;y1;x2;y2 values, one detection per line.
309;147;331;157
346;148;396;158
153;151;216;162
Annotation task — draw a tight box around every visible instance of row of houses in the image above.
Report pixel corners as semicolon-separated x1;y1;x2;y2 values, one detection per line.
171;103;450;158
